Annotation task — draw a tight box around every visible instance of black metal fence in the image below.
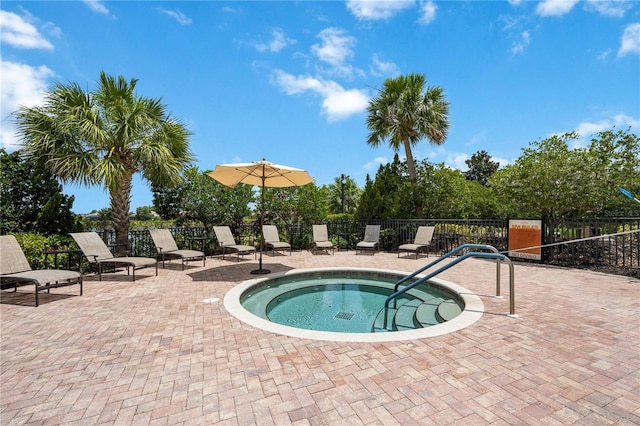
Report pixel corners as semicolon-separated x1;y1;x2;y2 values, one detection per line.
91;217;639;278
542;217;639;276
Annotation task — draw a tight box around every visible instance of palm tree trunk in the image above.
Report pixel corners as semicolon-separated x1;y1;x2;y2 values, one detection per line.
111;174;133;256
404;139;417;182
403;139;424;218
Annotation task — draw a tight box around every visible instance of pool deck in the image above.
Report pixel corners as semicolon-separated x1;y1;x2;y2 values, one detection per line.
1;250;638;425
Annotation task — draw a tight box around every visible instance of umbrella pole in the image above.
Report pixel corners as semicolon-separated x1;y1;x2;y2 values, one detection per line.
251;174;270;274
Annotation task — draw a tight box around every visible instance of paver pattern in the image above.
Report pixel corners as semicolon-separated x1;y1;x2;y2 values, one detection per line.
1;250;639;425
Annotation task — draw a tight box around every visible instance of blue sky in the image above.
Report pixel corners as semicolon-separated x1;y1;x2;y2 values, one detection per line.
1;0;639;214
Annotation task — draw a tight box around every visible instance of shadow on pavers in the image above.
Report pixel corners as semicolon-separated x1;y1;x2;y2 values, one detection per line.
188;262;295;282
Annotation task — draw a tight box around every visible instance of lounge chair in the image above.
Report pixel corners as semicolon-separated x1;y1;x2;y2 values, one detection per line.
263;225;291;256
355;225;381;255
70;232;157;281
312;224;335;255
212;226;256;261
398;226;435;259
149;229;206;270
0;235;82;306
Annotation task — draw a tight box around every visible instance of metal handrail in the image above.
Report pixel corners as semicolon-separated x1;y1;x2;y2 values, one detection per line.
392;244;502;302
382;247;516;329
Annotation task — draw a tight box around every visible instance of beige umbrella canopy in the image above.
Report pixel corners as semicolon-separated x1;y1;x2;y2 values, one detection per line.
208;159;313;188
208;158;313;274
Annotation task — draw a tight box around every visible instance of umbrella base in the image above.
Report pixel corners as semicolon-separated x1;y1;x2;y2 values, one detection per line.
251;268;271;275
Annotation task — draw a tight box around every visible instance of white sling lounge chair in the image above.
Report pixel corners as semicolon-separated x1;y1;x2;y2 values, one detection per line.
149;228;206;270
398;226;435;259
70;232;157;281
212;226;256;261
0;235;82;306
263;225;291;256
312;224;335;255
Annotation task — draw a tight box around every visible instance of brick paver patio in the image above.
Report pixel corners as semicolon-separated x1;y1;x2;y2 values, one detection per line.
1;250;638;425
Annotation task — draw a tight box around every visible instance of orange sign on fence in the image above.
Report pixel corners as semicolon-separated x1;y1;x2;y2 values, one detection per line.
508;219;542;260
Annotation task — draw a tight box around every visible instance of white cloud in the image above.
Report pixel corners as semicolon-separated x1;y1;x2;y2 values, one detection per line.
311;27;356;74
536;0;579;17
508;0;524;6
0;59;55;150
491;156;512;168
499;14;526;31
417;1;437;25
370;53;399;77
597;49;612;61
42;21;62;39
346;0;414;20
270;70;369;121
418;144;513;171
83;0;110;15
576;113;639;136
254;28;295;53
160;9;192;25
511;30;531;54
447;152;470;171
585;0;631;17
362;156;389;171
617;22;640;57
465;133;485;147
0;10;54;50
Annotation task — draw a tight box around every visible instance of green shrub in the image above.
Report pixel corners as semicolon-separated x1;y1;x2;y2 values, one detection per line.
327;213;354;221
11;233;76;269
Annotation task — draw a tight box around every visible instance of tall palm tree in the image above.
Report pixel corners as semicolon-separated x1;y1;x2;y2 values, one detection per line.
366;73;449;217
15;71;194;249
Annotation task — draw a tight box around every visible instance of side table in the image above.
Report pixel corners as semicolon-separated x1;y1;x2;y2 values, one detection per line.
43;249;83;271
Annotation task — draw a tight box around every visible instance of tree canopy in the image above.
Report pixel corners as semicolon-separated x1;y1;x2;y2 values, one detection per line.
491;128;640;217
366;73;449;218
14;71;194;249
0;148;81;235
324;175;361;215
465;150;499;186
157;167;254;233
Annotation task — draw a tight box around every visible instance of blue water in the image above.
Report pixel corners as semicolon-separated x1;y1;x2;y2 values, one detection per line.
265;283;415;333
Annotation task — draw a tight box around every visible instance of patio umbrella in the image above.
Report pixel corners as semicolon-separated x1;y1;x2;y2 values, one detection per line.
207;158;313;274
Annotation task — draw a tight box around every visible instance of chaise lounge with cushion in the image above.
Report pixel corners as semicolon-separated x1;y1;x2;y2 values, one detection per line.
70;232;157;281
0;235;83;306
149;228;206;270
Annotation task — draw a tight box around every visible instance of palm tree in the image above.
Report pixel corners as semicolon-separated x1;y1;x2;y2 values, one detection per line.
15;71;194;250
327;175;361;215
366;73;449;217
